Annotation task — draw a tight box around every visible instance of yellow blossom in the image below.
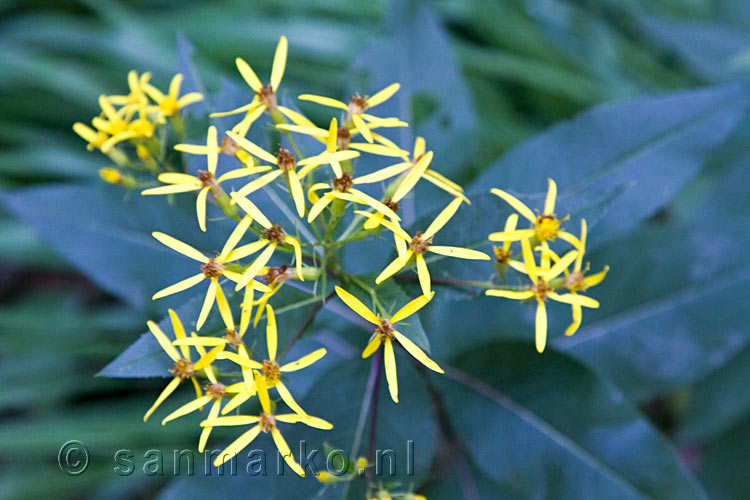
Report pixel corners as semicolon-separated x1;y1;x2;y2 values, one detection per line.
486;237;599;352
370;197;490;297
142;73;204;117
299;82;402;143
211;36;312;136
202;371;332;474
217;304;328;418
99;167;122;184
150;217;270;330
142;126;270;231
334;286;443;403
489;178;580;247
233;223;304;290
73;121;109;151
92;95;137;153
307;172;401;223
108;70;152;110
143;309;222;422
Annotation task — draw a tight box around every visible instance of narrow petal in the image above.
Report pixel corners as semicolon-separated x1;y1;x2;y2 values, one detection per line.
174;144;212;155
152;273;205;300
204;415;261;427
271;427;305;477
275;413;333;430
231;193;272;228
353;161;411;184
287;170;306;217
423;171;469;202
326;118;337;153
276;381;308;416
366;83;400;108
297;94;348;110
196;187;209;232
266;305;277;360
224;239;269;263
547;292;600;308
209;102;255;118
284;236;304;280
219;216;252;260
220;391;252;415
276;106;316;128
147;320;180;361
214;425;262;466
162;395;213;425
196;279;218;331
486;289;535;300
158;173;201;184
383;338;399;403
280;348;327;372
565;304;582;336
276;124;327;139
215;283;235;331
362;335;382;358
535;300;547;353
415;254;431;297
217;166;272;184
173;337;227;346
235;170;283;198
255;371;271;414
487;229;535;242
198;400;221;453
176;92;204;108
521;238;538;282
349;189;400;221
423;196;463;239
393;330;443;373
235;243;276;291
556;231;581;248
576;219;587;270
141;184;200;196
270;35;288;91
428;245;490;260
390;292;434;323
334;286;380;324
240;285;254;336
235;57;262;92
375;254;409;285
582;266;610;288
226;131;278;165
152;232;208;262
348;142;407;157
544;250;578;281
544;178;557;215
351;113;373;143
490;188;536;222
143;377;181;422
168;309;189;359
392;151;433;202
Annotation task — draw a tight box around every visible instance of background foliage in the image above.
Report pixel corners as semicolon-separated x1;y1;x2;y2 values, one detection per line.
1;0;749;498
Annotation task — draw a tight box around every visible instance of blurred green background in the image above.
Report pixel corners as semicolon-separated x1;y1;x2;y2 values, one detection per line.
1;0;749;498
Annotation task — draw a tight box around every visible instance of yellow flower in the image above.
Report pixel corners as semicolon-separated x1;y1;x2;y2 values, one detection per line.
299;82;402;143
233;224;304;290
98;167;122;184
108;70;152;110
142;126;270;231
143;309;222;422
251;265;292;327
73;121;109;151
202;371;332;474
486;237;599;353
492;214;518;267
356;137;468;215
551;219;609;335
150;217;270;330
225;130;356;218
369;198;490;297
142;73;204;117
334;286;443;403
277;117;408;175
306;172;401;223
92;96;137;153
489;178;580;247
218;304;328;418
211;36;311;136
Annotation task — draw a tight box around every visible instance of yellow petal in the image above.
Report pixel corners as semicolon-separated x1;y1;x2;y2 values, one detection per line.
280;348;327;372
349;188;400;221
173;337;227;346
219;216;252;260
283;236;304;280
235;170;283;198
348;142;407;157
353;161;411;185
224;239;269;263
168;309;189;359
147;320;180;361
207;126;218;174
176;92;204;109
240;285;255;336
544;178;557;215
213;425;262;466
158;173;201;184
276;381;308;416
582;266;609;288
535;300;547;353
521;238;538;282
392;151;433;202
423;171;469;202
174;143;212;155
490;188;536;222
565;304;582;336
196;187;209;232
544;250;578;281
271;427;305;477
351;113;373;143
287;170;306;217
220;391;252;415
215;283;235;331
254;371;271;414
270;35;288;91
198;400;221;453
276;124;328;139
204;415;261;427
326;118;337;153
427;245;490;260
334;286;380;324
235;57;262;92
487;229;535;242
162;395;213;425
231;193;272;229
415;253;431;297
383;337;399;403
485;289;535;300
152;232;208;263
196;279;218;331
266;304;277;360
226;131;278;165
307;194;334;222
141;184;200;196
143;377;181;422
209;102;256;118
152;273;205;300
576;219;587;271
366;83;400;108
297;94;348;110
276;106;316;128
232;104;267;137
390;291;434;323
547;292;599;308
393;330;443;373
557;231;581;248
357;333;381;359
235;243;276;291
375;253;409;285
423;196;462;239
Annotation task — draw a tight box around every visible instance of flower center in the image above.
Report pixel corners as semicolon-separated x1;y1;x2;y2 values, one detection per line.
225;328;243;349
170;358;195;379
262;360;281;386
532;278;550;301
205;383;227;399
348;95;369;116
332;172;354;192
563;270;585;292
197;169;215;187
383;198;400;213
337;126;351;150
493;246;512;264
374;319;394;339
221;136;241;157
263;265;290;285
535;215;561;241
262;225;286;244
259;412;276;432
276;148;296;172
256;84;277;110
200;258;225;279
410;232;432;255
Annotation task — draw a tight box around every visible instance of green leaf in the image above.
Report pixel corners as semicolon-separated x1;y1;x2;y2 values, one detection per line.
438;342;707;500
695;416;750;500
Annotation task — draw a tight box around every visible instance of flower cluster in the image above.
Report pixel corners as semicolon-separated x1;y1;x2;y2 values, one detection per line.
76;35;607;495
